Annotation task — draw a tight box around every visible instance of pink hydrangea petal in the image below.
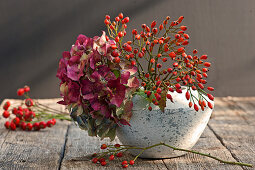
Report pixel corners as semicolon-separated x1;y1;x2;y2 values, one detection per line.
121;71;130;84
127;77;139;88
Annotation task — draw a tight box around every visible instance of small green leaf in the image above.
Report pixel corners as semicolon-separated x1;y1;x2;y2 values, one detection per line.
112;70;120;78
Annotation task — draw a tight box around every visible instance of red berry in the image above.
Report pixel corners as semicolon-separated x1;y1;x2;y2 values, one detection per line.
169;52;176;58
138;52;144;58
148;106;152;111
185;91;190;100
204;62;211;67
167;94;173;102
21;122;27;131
175;83;181;89
156;88;162;94
141;82;146;87
99;158;105;163
52;118;56;125
162;58;167;62
92;158;98;163
116;152;123;157
3;101;11;110
145;73;150;78
173;62;178;67
183;33;189;39
192;86;196;90
33;122;40;131
177;47;184;53
115;16;120;22
13;117;20;125
200;55;208;60
4;121;10;129
156;63;162;68
182;40;189;45
109;155;114;160
129;160;135;165
104;19;110;25
151;20;156;28
24;85;30;92
207;94;214;101
180;26;187;31
176;77;181;82
3;111;10;118
159;24;163;30
10;122;16;130
114;57;120;63
39;121;47;129
131;60;136;66
150;58;155;63
122;161;128;165
17;88;25;96
47;120;54;127
202;73;208;78
198;83;204;89
123;17;129;23
208;102;213;109
194;104;199;111
115;36;120;43
101;144;107;149
176;88;182;93
175;34;180;39
118;13;123;19
114;143;121;148
12;108;18;115
123;164;128;168
207;87;214;91
178;16;184;23
26;123;33;131
25;98;34;107
189;102;193;108
101;161;107;166
118;31;123;37
132;29;138;35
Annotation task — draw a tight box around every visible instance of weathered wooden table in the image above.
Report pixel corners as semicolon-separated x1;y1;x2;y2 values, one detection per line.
0;97;254;170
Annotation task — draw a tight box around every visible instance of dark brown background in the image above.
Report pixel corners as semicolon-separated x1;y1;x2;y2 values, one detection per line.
0;0;255;101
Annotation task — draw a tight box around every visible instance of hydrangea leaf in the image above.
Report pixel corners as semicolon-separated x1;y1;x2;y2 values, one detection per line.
104;126;117;141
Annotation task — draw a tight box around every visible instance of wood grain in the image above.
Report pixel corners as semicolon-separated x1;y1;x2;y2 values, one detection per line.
0;99;70;170
208;98;255;169
0;98;254;169
163;127;242;170
60;124;168;170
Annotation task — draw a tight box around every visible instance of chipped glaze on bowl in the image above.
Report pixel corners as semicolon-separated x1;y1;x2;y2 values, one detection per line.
117;88;214;158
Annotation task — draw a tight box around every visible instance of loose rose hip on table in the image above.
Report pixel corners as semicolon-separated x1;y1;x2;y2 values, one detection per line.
55;13;252;168
2;86;71;132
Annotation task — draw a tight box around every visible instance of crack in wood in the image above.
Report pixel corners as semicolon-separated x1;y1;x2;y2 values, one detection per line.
207;124;245;170
58;124;70;170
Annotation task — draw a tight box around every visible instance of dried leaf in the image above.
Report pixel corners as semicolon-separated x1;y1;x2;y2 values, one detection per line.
158;90;167;112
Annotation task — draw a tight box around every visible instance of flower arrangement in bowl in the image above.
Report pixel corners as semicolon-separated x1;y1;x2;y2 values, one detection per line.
56;13;252;168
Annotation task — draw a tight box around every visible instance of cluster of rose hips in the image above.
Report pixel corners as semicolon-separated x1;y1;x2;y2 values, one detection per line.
104;13;214;112
91;143;135;168
2;86;56;131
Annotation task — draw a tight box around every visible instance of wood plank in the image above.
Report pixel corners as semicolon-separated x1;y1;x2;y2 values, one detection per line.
0;99;70;170
60;124;168;170
208;98;255;169
224;96;255;125
163;126;242;170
